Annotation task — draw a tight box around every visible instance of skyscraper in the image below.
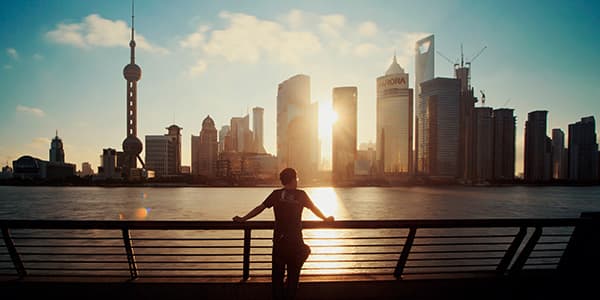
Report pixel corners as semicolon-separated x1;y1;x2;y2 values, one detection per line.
551;128;567;180
145;125;181;177
121;4;144;177
230;115;253;153
332;86;357;182
192;116;218;176
219;125;230;153
471;107;493;182
49;130;65;163
415;35;435;173
253;107;266;153
276;74;319;181
377;55;413;174
524;110;551;182
419;78;461;177
166;124;182;174
492;108;516;180
568;116;598;182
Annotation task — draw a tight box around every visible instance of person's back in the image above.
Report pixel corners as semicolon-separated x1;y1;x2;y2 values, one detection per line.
233;168;334;300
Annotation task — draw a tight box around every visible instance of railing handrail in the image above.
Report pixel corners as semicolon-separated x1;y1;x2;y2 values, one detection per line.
0;218;587;230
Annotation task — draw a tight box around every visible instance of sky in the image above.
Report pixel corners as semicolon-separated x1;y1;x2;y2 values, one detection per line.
1;0;599;175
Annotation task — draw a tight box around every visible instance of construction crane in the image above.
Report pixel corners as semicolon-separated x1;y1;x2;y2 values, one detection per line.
468;46;487;65
436;50;457;66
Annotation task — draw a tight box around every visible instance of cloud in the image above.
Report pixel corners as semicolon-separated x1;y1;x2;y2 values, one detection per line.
29;137;50;151
354;43;379;57
358;21;378;37
33;53;44;60
182;11;321;65
46;14;168;54
188;59;207;77
180;25;209;48
283;9;304;28
16;105;45;117
6;48;19;60
319;14;346;37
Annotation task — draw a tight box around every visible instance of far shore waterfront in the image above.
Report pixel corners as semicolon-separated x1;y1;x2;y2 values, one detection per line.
2;175;599;188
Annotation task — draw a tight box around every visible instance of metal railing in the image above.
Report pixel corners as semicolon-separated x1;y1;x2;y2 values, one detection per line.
0;216;596;281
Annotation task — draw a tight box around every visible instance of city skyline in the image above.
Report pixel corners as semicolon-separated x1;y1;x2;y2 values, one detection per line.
1;1;599;174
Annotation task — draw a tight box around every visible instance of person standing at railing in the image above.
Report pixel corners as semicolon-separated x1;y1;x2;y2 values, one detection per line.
233;167;335;300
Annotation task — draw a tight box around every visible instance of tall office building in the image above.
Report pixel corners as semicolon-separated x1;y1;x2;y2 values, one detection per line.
419;78;461;177
568;116;598;181
166;125;182;174
98;148;120;179
415;35;435;174
81;162;94;176
49;131;65;163
121;4;144;177
192;116;218;176
253;107;266;153
551;128;568;180
230;115;253;153
492;108;516;180
277;74;319;181
524;110;552;182
332;86;357;182
145;125;181;177
219;125;230;153
376;55;413;174
471;107;493;182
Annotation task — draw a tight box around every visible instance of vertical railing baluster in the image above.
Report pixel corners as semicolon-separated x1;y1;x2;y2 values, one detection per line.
122;228;138;280
242;228;251;281
394;227;416;279
509;226;543;275
496;226;527;275
2;227;27;278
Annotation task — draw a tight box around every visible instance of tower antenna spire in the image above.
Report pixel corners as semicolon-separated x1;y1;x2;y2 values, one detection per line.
131;0;135;40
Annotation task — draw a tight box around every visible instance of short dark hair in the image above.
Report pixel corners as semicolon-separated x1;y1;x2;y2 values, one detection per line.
279;168;297;185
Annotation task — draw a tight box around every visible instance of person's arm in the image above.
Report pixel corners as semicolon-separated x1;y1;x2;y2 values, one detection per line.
309;205;334;222
304;192;334;222
233;204;266;222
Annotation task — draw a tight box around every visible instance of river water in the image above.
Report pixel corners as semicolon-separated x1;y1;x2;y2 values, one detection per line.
1;185;599;220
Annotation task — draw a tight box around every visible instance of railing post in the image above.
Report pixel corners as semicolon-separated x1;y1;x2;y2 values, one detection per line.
394;227;416;279
509;226;542;275
558;212;600;276
242;228;251;281
122;228;138;280
2;227;27;278
496;226;527;275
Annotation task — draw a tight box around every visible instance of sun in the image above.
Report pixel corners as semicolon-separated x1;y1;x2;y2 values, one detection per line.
318;100;338;140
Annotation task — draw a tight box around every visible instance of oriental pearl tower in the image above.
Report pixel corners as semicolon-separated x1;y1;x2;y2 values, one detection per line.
121;1;144;177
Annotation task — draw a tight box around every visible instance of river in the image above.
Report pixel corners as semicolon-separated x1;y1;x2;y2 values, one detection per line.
1;185;599;220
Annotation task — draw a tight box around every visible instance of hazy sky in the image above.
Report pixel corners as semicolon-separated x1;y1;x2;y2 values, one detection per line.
1;0;599;174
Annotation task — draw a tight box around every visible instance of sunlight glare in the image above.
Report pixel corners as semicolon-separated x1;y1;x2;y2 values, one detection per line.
318;100;338;140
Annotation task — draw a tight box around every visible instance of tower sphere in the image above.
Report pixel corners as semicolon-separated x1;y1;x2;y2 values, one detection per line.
129;40;136;48
122;135;143;155
123;63;142;81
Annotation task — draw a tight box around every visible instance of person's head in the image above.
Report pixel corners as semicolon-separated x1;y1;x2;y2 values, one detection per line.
279;168;298;188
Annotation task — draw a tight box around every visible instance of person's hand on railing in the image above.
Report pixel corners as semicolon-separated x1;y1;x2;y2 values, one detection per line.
324;216;334;222
232;216;245;222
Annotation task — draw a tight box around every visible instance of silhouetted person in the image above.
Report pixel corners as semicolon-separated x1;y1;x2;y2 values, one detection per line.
233;167;334;300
